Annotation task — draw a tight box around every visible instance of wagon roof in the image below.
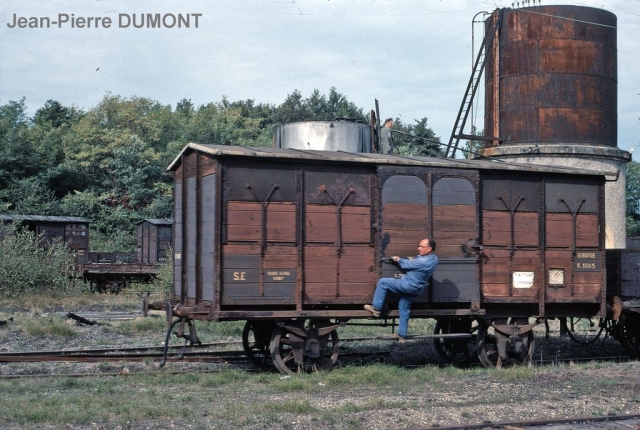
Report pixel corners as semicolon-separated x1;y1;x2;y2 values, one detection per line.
168;143;616;178
137;218;173;225
0;214;90;223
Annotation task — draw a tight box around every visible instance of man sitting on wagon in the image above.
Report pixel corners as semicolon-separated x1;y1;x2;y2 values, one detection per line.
364;238;439;340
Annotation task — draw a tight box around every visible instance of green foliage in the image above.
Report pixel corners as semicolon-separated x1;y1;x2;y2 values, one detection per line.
0;98;36;190
0;177;61;214
0;89;413;250
0;224;81;297
626;161;640;236
25;315;77;338
112;316;166;335
273;87;367;124
144;250;174;296
392;117;442;157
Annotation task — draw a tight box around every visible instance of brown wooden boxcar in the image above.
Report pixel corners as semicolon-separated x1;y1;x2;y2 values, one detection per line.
136;218;173;264
0;214;90;264
148;143;614;372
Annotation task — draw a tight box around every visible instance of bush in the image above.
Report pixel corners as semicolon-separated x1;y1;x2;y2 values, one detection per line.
0;224;81;297
143;248;173;297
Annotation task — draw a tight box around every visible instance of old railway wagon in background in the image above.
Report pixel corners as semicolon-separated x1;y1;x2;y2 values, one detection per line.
137;218;173;264
0;214;171;293
145;143;615;373
0;215;90;264
83;217;172;292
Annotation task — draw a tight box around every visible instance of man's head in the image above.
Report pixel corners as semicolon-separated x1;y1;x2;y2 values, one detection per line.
418;238;436;255
384;118;393;128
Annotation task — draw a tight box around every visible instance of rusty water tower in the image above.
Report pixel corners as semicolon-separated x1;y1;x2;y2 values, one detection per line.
479;5;631;249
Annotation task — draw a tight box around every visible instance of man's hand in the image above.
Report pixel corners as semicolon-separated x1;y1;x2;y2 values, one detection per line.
392;256;400;262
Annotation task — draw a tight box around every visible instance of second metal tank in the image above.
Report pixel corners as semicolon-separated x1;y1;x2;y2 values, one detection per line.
273;120;373;152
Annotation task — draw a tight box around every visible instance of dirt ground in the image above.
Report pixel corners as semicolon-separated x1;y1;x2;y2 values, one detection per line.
1;299;640;429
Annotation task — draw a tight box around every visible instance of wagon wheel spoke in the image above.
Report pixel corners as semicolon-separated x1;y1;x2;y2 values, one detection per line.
281;352;296;365
269;320;340;375
242;321;275;370
565;317;606;345
476;322;500;368
614;314;640;358
476;319;535;368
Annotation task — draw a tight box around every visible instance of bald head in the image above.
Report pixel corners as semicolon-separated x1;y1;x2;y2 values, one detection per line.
418;238;436;255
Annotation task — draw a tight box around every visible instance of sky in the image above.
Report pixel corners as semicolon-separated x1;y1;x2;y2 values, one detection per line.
1;0;638;155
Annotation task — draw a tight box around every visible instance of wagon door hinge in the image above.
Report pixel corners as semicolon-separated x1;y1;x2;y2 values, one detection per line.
558;198;585;297
558;198;585;259
497;195;524;259
319;186;356;298
319;186;356;256
245;184;280;257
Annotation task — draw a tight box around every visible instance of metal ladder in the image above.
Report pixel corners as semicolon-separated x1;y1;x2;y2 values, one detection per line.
444;9;504;158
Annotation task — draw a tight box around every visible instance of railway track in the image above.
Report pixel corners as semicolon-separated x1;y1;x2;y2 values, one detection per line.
0;336;386;374
0;348;241;363
410;413;640;430
0;333;634;380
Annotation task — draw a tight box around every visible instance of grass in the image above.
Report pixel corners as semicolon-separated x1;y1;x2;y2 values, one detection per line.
24;315;77;338
2;293;640;428
111;315;167;335
1;362;638;429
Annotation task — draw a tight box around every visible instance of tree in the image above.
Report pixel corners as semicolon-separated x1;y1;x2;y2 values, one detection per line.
391;117;442;157
34;100;81;128
273;90;309;124
0;99;35;189
0;177;60;214
0;89;371;251
175;98;194;118
626;161;640;236
272;88;367;124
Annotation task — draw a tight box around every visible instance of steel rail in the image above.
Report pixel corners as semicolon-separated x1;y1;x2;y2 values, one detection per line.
0;342;235;359
0;336;377;361
0;350;242;363
0;336;382;365
401;413;640;430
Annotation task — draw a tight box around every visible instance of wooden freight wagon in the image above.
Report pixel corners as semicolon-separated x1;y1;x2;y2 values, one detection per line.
83;219;172;293
148;144;613;372
136;218;173;264
0;214;90;264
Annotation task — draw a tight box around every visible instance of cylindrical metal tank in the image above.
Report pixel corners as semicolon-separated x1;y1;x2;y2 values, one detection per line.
484;6;617;146
273;120;373;152
480;6;631;249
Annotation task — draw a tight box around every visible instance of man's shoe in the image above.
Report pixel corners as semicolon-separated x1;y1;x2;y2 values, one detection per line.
391;333;407;344
376;333;407;343
364;304;381;318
